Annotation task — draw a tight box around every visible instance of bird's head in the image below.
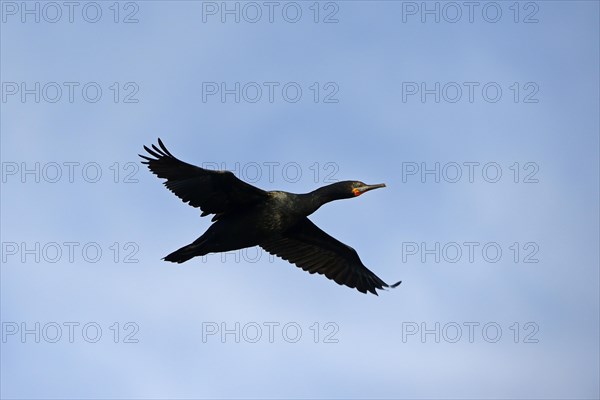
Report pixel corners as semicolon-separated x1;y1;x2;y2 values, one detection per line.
326;180;387;200
349;181;387;197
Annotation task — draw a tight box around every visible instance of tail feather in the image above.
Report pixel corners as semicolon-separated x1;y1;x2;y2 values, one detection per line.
163;239;208;263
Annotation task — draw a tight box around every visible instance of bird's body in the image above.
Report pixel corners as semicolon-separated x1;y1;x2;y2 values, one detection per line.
140;139;401;295
167;192;302;259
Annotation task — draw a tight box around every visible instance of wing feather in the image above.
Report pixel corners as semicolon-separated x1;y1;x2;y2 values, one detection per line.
260;218;401;295
140;139;268;218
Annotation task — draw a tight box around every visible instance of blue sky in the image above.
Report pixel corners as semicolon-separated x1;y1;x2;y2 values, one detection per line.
1;1;599;399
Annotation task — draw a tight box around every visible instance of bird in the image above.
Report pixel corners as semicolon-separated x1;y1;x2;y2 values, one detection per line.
139;139;401;295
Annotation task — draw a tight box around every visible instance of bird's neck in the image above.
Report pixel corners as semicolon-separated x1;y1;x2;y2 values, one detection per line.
299;184;344;216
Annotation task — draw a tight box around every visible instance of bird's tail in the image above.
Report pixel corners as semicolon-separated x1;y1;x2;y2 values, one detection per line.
163;238;208;264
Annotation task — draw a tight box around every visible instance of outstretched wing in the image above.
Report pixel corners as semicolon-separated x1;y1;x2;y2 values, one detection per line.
139;138;268;219
260;218;401;295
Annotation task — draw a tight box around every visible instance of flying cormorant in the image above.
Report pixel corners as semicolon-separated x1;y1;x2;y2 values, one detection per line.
140;139;401;295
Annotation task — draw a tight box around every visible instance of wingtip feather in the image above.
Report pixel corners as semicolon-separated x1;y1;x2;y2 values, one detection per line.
157;138;175;157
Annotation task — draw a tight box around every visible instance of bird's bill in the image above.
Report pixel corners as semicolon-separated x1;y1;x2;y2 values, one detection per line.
353;183;386;196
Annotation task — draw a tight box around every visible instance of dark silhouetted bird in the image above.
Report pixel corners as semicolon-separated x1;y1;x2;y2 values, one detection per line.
140;139;401;295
